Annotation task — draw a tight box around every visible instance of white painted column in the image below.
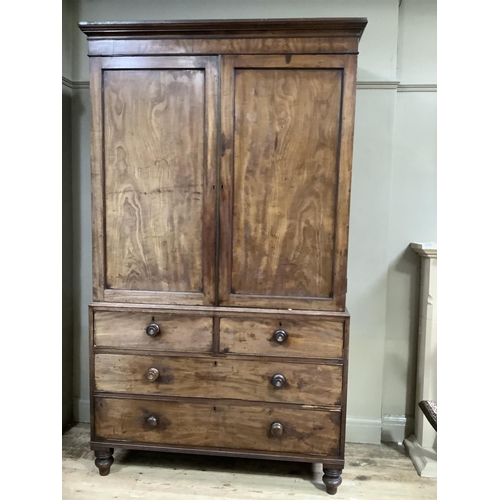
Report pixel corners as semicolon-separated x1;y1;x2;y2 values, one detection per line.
404;242;437;477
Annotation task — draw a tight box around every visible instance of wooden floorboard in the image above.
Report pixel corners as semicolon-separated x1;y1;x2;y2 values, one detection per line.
63;423;436;499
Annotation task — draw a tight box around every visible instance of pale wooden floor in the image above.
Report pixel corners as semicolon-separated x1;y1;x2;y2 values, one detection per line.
63;424;436;499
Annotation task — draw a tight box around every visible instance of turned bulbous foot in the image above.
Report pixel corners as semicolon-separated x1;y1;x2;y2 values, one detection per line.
322;467;342;495
94;448;114;476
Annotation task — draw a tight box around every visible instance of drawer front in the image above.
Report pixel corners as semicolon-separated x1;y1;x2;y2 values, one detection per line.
93;310;213;352
95;353;342;406
94;397;341;456
219;317;344;359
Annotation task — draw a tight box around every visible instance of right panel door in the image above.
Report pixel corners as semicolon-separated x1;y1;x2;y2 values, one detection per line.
219;55;357;311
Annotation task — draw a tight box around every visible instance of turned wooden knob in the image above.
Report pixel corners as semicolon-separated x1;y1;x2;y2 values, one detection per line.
146;323;160;337
146;415;158;428
271;374;286;388
270;422;284;436
146;367;160;382
273;329;288;344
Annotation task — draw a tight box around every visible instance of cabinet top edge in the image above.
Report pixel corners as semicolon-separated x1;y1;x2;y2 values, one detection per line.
78;18;367;39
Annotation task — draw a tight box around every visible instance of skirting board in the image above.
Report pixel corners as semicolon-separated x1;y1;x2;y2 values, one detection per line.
381;415;414;444
345;417;382;444
74;399;408;445
404;434;437;478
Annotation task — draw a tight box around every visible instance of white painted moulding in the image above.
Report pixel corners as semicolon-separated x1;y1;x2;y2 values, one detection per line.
404;241;437;478
410;241;437;258
405;435;437;478
381;415;414;445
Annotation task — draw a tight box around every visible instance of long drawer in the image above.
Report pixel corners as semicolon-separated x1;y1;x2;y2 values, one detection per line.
93;310;213;352
94;397;341;457
94;353;342;406
219;316;344;359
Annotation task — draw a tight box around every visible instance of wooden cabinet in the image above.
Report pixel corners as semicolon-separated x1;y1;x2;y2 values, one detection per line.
80;18;366;495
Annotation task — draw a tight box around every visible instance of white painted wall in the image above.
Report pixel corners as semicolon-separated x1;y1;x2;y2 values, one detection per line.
65;0;437;443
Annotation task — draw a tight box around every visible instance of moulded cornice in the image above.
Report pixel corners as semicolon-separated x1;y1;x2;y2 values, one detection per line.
78;18;368;39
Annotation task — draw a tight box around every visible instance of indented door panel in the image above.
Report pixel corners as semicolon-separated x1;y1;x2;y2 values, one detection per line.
104;69;204;292
91;57;217;304
232;69;341;297
219;55;357;310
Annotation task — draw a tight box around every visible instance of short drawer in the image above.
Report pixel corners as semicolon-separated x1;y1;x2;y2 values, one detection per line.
93;310;213;352
219;317;344;359
94;397;341;457
94;353;342;406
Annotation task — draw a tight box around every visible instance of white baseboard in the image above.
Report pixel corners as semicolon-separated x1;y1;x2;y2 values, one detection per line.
381;415;414;444
73;398;90;423
404;434;437;477
346;417;381;444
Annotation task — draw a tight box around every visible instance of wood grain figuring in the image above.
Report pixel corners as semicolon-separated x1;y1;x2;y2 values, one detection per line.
201;59;219;306
331;56;358;311
93;352;342;367
218;54;236;307
91;393;341;411
87;37;359;57
217;54;358;311
89;57;105;301
231;67;342;298
93;311;213;352
339;316;350;457
94;353;342;406
219;317;344;359
103;68;205;293
90;302;351;319
94;397;341;456
102;289;204;305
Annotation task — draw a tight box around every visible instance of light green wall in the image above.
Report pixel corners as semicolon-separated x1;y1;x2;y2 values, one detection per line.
397;0;437;85
67;0;437;443
71;0;399;82
346;86;397;441
381;0;437;442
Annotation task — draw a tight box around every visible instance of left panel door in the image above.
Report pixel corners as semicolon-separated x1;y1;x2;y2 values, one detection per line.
90;56;218;305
